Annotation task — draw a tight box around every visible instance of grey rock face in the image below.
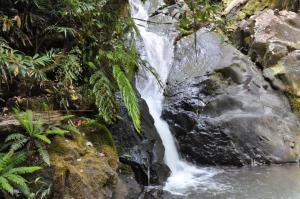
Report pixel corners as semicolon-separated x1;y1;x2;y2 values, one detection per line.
162;29;300;166
236;9;300;95
110;93;170;185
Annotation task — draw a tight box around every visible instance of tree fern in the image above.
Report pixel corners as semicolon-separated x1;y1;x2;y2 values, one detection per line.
90;71;118;124
112;65;141;133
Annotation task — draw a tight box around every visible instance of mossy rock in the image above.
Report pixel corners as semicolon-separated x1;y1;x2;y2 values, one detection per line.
46;135;118;199
81;123;119;170
287;94;300;118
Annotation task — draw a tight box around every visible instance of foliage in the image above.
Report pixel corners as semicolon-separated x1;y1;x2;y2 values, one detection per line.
0;152;41;197
90;71;117;124
5;109;70;165
32;177;52;199
113;65;140;132
178;0;226;34
55;48;83;86
0;46;56;85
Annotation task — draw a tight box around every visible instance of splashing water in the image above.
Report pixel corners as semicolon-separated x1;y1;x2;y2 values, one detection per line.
129;0;220;195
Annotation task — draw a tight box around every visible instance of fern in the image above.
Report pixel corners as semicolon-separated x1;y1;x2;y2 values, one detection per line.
112;65;141;133
5;109;71;165
0;152;41;197
56;48;82;86
35;141;50;166
90;71;118;124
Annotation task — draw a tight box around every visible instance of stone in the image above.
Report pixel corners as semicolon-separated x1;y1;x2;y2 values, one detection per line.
36;135;119;199
163;29;300;166
109;93;170;185
236;9;300;96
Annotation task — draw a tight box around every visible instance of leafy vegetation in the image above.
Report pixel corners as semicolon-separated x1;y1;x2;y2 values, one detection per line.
0;152;41;197
0;0;142;196
178;0;226;35
5;109;70;165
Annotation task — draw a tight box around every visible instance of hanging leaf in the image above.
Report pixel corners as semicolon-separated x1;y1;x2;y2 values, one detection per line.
113;65;141;133
13;15;22;28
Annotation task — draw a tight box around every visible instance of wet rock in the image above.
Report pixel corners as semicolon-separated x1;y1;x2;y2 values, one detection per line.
110;93;170;185
163;29;300;166
45;135;118;199
236;9;300;96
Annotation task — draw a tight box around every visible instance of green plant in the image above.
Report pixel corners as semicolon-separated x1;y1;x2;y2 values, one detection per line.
0;152;41;197
90;71;118;124
0;46;56;85
32;177;52;199
178;0;226;34
5;109;70;165
55;48;83;86
113;65;140;133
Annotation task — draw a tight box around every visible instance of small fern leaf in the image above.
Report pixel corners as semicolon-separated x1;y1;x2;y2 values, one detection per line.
10;152;27;166
112;65;141;133
5;133;25;143
90;71;118;124
35;141;50;166
9;138;29;153
34;134;51;144
10;166;41;175
0;176;14;195
45;127;69;136
0;153;12;171
5;174;27;187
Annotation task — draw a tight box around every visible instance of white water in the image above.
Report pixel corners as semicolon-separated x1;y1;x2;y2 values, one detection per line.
129;0;219;195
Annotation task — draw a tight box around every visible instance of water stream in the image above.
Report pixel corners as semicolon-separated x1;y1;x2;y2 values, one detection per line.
129;0;300;198
129;0;219;195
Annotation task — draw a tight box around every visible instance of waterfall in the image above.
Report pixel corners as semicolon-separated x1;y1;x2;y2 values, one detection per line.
129;0;218;195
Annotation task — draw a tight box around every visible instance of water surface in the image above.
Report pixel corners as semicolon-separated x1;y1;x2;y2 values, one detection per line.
163;165;300;199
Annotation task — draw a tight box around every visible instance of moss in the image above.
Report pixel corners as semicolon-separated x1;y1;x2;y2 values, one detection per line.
48;135;118;198
224;0;272;29
81;122;118;169
287;94;300;118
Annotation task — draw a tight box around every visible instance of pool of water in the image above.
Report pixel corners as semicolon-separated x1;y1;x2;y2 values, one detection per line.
163;164;300;199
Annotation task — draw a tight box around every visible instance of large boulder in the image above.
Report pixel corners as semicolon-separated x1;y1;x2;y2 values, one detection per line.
43;134;118;199
236;9;300;96
109;94;170;185
162;29;300;166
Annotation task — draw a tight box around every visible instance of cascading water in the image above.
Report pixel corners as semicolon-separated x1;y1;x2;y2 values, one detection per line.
129;0;218;195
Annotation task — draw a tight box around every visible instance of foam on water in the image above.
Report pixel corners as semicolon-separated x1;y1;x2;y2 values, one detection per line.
129;0;220;195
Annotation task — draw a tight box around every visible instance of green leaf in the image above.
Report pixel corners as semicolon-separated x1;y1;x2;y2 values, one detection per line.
90;71;118;124
10;166;41;174
45;127;69;136
0;176;13;195
34;134;51;144
112;65;141;133
35;141;50;166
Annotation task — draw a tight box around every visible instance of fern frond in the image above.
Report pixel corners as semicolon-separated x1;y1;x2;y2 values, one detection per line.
0;176;13;194
34;134;51;144
9;153;27;167
56;48;82;85
9;138;29;153
45;127;69;136
112;65;141;133
10;166;41;175
61;124;80;134
35;141;50;166
90;71;118;124
0;153;11;171
5;133;26;143
13;109;34;135
5;174;27;187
